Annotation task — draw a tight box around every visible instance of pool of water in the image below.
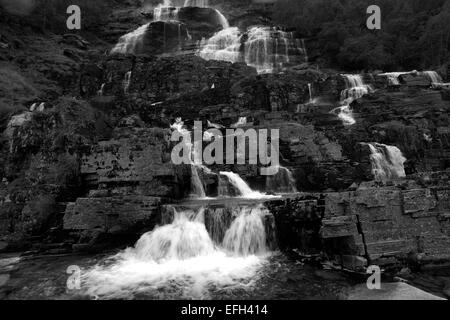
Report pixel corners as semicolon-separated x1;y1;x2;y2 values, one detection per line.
0;252;359;300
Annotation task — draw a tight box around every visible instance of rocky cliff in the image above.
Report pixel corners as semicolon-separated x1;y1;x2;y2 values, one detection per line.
0;0;449;272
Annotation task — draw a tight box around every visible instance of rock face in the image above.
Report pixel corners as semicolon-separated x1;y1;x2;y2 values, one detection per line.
269;175;450;270
1;0;450;272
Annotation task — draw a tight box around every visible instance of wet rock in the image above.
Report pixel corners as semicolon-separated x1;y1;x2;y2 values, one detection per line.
0;241;8;252
442;89;450;101
314;270;346;281
59;34;90;50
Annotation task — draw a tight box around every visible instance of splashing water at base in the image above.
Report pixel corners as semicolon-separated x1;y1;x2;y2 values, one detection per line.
80;207;270;299
223;206;268;256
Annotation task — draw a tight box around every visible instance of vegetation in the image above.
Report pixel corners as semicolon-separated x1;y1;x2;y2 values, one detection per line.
272;0;450;71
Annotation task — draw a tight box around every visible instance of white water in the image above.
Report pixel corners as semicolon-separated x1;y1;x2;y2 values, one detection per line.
307;83;313;103
333;74;371;126
331;105;356;126
340;74;371;103
198;26;307;74
219;171;270;199
155;0;228;29
378;71;417;85
223;206;268;256
198;27;242;63
171;119;207;198
368;143;407;182
422;71;442;84
111;24;149;54
97;83;105;96
123;71;132;94
81;207;270;299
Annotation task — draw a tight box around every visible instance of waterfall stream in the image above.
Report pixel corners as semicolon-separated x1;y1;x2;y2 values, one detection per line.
368;143;407;182
81;206;272;299
332;74;372;126
198;26;307;73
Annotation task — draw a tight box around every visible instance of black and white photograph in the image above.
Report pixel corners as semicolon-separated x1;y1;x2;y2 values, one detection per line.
0;0;449;306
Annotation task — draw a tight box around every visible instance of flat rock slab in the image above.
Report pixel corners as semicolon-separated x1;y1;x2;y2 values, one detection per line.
347;282;446;300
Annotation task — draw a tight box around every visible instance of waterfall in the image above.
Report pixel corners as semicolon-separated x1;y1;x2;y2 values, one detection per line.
340;74;371;103
197;27;242;63
214;9;230;29
111;24;149;54
81;206;271;299
265;166;297;193
184;0;209;7
133;208;214;261
368;143;407;182
244;27;296;73
197;26;307;74
333;74;371;126
422;71;442;84
301;39;308;63
154;6;180;21
171;119;207;198
97;83;105;96
219;171;268;199
307;83;313;103
155;0;228;29
330;105;356;126
223;206;268;256
123;71;132;94
378;71;415;86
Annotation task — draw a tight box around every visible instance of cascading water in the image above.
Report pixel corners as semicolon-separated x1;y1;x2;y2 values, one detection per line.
154;0;228;29
219;171;270;199
307;83;313;103
332;74;371;126
265;166;297;193
171;119;207;198
378;71;416;86
422;71;443;85
111;24;150;54
198;26;307;74
197;27;242;63
340;74;371;103
80;206;271;299
330;105;356;126
223;206;268;256
368;143;407;182
97;83;105;96
123;71;132;94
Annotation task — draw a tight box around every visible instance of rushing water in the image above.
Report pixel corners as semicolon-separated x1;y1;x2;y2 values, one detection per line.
79;206;272;299
331;74;372;126
171;119;207;198
198;26;307;73
330;105;356;126
422;71;443;85
368;143;407;182
219;171;271;199
111;24;150;54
